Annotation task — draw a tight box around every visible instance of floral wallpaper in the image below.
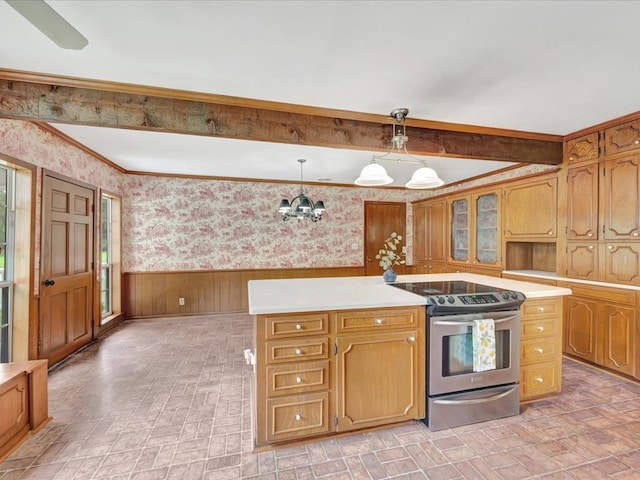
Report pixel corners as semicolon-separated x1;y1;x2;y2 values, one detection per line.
0;118;558;275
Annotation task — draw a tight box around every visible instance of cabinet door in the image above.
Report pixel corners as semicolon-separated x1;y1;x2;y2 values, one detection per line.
335;331;421;431
566;132;599;165
412;203;427;265
603;119;640;156
564;296;597;363
427;200;447;262
567;164;599;240
566;242;598;280
602;243;640;286
503;177;557;238
449;196;469;263
472;191;500;267
602;157;640;240
598;304;635;376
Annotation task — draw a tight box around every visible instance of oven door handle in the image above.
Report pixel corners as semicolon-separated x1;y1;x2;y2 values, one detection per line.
431;385;518;406
432;317;515;327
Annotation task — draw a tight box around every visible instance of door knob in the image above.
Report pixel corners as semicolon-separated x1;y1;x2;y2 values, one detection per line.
44;279;56;287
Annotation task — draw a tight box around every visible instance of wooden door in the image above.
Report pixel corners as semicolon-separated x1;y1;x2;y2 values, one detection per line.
364;202;406;276
503;177;557;238
335;331;419;431
567;164;599;240
40;175;95;365
563;296;597;363
426;200;446;263
598;304;635;376
412;203;427;265
602;156;640;240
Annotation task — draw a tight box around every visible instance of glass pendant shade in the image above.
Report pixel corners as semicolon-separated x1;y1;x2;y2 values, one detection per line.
405;166;445;189
354;163;393;186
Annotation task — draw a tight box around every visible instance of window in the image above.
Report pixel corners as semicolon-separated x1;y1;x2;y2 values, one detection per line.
0;166;15;363
100;193;121;324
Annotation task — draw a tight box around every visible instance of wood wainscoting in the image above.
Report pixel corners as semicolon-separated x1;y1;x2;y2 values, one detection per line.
123;267;365;318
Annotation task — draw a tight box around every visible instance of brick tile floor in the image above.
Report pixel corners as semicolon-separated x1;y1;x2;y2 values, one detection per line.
1;314;639;479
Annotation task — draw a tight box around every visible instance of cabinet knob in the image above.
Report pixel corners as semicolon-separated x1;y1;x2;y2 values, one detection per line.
296;376;302;384
367;257;372;262
409;336;415;342
375;318;383;325
547;230;553;235
588;245;594;250
536;348;544;354
537;326;544;332
608;245;614;250
635;139;640;145
633;232;639;237
295;414;302;421
536;377;544;383
295;349;302;355
295;324;302;330
587;232;593;237
537;307;544;312
569;155;576;160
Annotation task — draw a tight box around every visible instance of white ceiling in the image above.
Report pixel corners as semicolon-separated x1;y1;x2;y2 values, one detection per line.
2;0;640;187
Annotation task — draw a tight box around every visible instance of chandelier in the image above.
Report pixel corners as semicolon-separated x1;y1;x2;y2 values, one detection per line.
278;159;326;222
354;108;445;189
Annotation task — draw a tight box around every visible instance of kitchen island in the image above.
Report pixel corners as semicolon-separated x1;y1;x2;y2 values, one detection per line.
248;273;571;448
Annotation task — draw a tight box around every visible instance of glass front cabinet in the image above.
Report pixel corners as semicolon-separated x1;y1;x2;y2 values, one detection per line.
447;189;502;272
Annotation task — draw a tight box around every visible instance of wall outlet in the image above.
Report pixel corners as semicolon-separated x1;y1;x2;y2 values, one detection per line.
178;297;185;306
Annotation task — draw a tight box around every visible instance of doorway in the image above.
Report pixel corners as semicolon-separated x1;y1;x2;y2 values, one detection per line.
364;201;407;276
40;173;95;365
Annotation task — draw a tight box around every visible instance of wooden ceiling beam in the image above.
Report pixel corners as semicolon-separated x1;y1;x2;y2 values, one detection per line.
0;70;563;165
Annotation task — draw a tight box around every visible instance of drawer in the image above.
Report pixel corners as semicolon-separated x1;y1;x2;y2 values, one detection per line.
520;298;561;320
265;337;329;364
335;308;420;333
520;337;558;365
263;313;329;339
266;392;331;443
521;318;558;339
266;361;330;396
520;362;559;399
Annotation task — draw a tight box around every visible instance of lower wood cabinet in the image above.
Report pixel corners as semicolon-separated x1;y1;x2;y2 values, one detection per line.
563;282;637;378
254;306;425;448
519;297;563;401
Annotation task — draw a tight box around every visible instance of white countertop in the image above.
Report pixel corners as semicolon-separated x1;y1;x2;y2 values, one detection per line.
248;273;573;314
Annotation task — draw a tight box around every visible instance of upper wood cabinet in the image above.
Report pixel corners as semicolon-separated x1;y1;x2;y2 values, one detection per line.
601;156;640;240
412;199;446;268
448;189;501;269
566;132;600;165
503;177;557;239
567;163;599;240
603;119;640;156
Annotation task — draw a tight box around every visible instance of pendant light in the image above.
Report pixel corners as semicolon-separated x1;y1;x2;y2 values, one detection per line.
355;108;444;189
278;159;326;222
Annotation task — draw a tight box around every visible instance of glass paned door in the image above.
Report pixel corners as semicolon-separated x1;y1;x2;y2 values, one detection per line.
475;193;498;264
450;198;469;261
0;166;14;363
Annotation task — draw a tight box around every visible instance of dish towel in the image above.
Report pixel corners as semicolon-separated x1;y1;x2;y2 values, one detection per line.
473;318;497;372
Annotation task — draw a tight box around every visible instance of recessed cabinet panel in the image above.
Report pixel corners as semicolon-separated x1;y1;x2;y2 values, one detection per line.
603;119;640;156
602;157;640;240
564;296;597;363
567;164;599;240
566;242;598;281
567;132;599;165
504;178;557;239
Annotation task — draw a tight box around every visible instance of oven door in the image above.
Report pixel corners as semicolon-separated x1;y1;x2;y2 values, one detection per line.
428;310;520;396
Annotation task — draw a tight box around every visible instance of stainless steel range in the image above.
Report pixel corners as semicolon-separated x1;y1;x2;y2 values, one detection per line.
391;280;525;431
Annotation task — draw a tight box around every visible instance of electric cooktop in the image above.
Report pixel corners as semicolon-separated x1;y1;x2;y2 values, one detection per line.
390;280;525;314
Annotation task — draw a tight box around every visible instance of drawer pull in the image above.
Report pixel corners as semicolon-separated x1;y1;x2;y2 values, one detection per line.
536;377;544;383
409;336;415;342
295;349;302;355
375;318;383;325
537;307;545;312
634;232;639;237
296;376;302;384
295;414;302;421
588;245;594;250
537;326;544;332
548;230;553;235
587;232;593;237
295;324;302;330
536;348;544;353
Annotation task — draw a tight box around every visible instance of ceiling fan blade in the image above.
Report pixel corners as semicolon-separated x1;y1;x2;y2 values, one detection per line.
6;0;88;50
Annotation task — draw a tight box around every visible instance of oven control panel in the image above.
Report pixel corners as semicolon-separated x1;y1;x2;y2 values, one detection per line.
426;290;525;313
